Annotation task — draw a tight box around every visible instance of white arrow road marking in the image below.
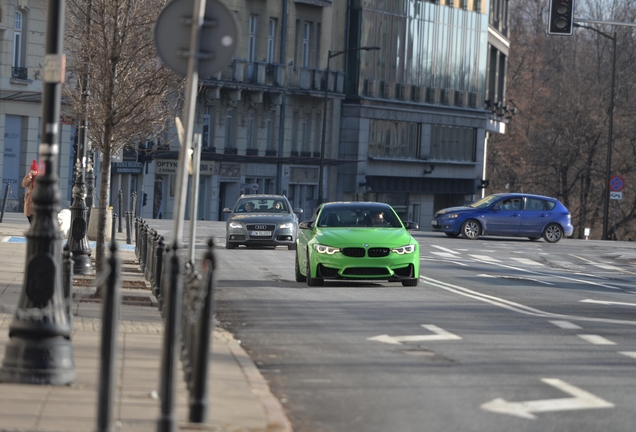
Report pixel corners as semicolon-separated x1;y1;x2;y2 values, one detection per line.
431;251;460;258
577;334;616;345
367;324;461;345
481;378;614;419
619;352;636;359
581;299;636;307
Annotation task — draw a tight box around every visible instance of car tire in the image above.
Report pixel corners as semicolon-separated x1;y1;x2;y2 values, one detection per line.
306;250;324;286
225;241;236;249
543;223;564;243
461;219;481;240
401;278;418;286
288;242;297;251
295;252;306;282
445;233;460;238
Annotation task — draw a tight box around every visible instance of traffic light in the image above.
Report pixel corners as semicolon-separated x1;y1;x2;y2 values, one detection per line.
142;193;148;207
548;0;575;35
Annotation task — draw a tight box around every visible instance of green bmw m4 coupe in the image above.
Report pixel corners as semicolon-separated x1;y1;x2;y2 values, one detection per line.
295;202;420;287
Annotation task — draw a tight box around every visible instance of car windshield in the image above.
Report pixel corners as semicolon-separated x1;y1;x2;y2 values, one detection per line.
235;198;289;213
468;195;501;209
317;206;401;228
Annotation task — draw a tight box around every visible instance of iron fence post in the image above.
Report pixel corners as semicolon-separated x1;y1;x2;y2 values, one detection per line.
117;190;123;233
0;183;11;223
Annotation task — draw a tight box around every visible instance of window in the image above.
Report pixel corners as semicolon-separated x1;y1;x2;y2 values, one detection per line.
266;116;275;151
302;22;310;67
246;110;255;149
202;107;213;149
429;124;476;162
13;11;22;67
267;19;277;63
300;115;309;153
248;16;257;62
225;109;234;149
368;120;420;159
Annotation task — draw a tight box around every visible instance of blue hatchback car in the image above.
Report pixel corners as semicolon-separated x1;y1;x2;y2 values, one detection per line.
431;193;574;243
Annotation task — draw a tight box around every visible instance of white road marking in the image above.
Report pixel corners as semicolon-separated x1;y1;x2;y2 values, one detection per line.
477;274;554;286
594;264;625;271
431;251;459;258
469;254;501;262
577;334;616;345
421;257;468;267
581;299;636;307
419;275;636;326
619;352;636;359
481;378;614;419
367;324;462;345
430;245;460;255
511;257;544;266
550;320;582;330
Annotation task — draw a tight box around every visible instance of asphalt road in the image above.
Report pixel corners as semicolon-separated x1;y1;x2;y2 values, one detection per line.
149;220;636;432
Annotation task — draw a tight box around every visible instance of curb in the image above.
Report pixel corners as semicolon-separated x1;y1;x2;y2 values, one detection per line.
216;327;293;432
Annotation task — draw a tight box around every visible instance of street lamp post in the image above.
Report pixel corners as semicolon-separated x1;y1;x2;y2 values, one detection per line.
0;0;76;385
575;24;617;240
318;46;380;205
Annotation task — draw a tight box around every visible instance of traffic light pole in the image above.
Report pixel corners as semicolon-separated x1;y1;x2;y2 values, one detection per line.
574;21;618;240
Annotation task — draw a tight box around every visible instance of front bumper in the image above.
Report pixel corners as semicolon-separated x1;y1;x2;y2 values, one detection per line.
227;227;296;247
431;218;461;234
311;252;419;281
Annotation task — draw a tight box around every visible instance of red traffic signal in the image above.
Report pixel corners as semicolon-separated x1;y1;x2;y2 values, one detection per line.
548;0;575;35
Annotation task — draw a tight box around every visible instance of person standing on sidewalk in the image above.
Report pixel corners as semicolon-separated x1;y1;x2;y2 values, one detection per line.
22;160;38;224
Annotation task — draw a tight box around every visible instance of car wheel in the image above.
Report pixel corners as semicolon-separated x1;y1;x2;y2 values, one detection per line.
225;241;236;249
306;250;324;286
288;242;297;251
543;223;564;243
295;252;306;282
401;278;419;287
461;219;481;240
444;233;460;238
528;237;540;241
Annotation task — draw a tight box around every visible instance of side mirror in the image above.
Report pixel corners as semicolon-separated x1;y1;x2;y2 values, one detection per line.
403;221;419;231
223;207;231;213
293;207;304;214
298;221;313;230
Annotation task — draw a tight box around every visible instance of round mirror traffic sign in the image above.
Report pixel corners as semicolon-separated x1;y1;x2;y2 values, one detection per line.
155;0;240;78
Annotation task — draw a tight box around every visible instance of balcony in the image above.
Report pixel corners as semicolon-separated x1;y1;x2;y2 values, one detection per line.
12;67;27;80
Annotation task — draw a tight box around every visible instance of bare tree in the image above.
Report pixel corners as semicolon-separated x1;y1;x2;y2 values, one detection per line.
63;0;183;286
488;0;636;240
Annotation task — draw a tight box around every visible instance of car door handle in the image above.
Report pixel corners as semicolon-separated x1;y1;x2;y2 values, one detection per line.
510;213;520;217
540;214;548;217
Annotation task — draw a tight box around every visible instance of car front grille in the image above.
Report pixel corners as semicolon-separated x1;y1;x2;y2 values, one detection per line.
341;247;365;257
246;224;275;239
368;248;390;257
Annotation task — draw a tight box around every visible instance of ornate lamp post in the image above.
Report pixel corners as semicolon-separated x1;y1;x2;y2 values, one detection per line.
0;0;76;385
318;45;380;205
67;0;94;274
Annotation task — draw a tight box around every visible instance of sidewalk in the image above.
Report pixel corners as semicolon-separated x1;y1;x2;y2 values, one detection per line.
0;216;291;432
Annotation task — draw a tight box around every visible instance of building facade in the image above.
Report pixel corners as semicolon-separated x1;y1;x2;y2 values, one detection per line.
0;0;511;227
148;0;511;227
336;0;511;226
0;0;74;214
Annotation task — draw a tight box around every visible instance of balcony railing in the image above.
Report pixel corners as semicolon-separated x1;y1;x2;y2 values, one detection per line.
12;67;27;80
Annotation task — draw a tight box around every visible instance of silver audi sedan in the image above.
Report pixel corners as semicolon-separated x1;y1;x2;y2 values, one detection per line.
223;194;303;250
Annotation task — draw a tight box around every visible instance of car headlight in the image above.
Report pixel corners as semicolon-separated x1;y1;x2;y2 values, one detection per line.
391;244;416;254
313;244;340;254
279;222;294;229
229;222;243;229
441;213;459;220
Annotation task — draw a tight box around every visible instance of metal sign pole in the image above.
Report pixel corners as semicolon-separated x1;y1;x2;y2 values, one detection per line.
188;134;202;263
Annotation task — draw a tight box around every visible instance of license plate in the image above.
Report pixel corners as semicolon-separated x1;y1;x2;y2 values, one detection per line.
431;220;439;226
250;231;272;236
